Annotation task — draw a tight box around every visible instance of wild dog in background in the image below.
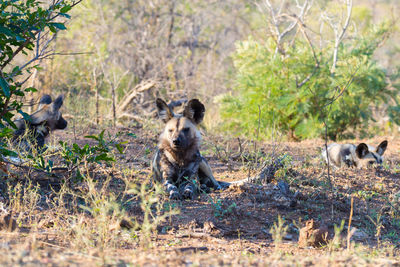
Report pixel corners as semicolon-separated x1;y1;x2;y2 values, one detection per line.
12;94;68;152
152;98;220;200
322;140;388;168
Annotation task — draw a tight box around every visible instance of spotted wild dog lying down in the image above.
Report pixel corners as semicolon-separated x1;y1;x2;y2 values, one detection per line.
322;140;388;168
12;94;68;153
152;98;221;200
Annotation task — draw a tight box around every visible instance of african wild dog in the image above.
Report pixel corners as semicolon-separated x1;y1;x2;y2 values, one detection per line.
322;140;388;168
12;94;68;152
152;98;221;200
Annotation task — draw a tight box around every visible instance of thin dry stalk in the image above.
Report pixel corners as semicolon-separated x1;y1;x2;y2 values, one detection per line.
347;196;354;250
92;68;99;125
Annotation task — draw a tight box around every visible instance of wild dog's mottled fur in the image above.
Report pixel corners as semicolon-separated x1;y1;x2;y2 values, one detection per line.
13;94;67;152
152;98;220;200
322;141;388;168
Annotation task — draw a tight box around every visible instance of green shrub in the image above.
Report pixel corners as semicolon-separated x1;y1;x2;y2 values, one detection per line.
220;24;397;140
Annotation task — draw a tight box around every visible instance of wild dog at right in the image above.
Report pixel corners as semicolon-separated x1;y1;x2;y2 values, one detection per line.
322;140;388;168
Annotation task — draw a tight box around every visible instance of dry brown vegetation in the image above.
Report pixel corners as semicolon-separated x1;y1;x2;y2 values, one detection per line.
0;122;399;266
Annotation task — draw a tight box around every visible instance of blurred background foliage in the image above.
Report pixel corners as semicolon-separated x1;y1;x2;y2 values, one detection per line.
21;0;400;140
221;24;394;140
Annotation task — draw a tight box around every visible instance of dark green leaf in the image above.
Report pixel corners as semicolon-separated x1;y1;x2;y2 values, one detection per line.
0;146;18;157
0;26;14;37
127;133;137;138
95;154;115;162
50;22;67;31
84;135;99;141
0;76;10;97
24;87;37;92
18;110;30;121
60;5;72;13
115;143;124;154
58;13;71;19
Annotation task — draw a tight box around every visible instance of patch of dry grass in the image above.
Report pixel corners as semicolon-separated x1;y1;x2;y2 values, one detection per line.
0;126;399;266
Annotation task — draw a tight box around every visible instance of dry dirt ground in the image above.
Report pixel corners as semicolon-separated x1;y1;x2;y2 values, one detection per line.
0;123;400;266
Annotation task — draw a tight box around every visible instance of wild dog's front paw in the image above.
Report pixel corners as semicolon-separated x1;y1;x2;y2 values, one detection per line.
169;190;180;200
182;189;193;199
182;184;194;199
164;181;180;200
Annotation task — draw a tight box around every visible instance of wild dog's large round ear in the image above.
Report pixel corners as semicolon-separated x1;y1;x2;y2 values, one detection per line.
52;95;65;112
37;94;53;110
183;99;205;124
377;140;388;155
39;94;52;104
156;98;173;123
355;143;369;159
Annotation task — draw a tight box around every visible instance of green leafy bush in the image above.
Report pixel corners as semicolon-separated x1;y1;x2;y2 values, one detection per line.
59;130;126;180
220;25;397;140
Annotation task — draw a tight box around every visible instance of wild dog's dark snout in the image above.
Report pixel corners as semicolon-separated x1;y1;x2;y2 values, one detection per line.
56;115;68;129
172;134;187;148
173;138;180;146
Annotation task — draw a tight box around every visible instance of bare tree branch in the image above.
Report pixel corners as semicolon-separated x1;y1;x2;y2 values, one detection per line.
280;13;319;89
322;0;353;74
116;80;156;115
260;0;310;56
323;65;360;108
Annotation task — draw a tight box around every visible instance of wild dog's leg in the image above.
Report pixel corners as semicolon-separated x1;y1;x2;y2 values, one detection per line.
344;154;353;167
152;150;180;199
180;161;200;199
164;180;180;200
198;157;221;190
156;152;180;200
162;165;180;200
34;128;47;152
163;169;180;200
151;149;163;182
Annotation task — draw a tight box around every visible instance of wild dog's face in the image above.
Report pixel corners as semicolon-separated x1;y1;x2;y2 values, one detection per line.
354;141;388;168
30;94;68;132
156;98;204;151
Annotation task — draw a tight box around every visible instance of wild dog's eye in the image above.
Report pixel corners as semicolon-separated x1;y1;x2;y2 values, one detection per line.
183;127;190;133
368;161;375;165
168;129;173;133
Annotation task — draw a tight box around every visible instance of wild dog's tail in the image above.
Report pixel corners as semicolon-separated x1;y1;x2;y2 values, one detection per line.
216;155;288;189
216;175;272;189
216;178;250;189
